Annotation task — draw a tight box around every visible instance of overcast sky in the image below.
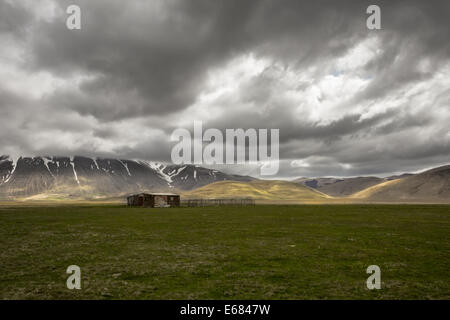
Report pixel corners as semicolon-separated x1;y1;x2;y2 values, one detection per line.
0;0;449;178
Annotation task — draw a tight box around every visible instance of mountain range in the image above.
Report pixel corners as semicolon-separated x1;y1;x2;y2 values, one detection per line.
349;165;450;202
0;155;253;200
185;165;450;203
0;155;448;203
292;166;449;203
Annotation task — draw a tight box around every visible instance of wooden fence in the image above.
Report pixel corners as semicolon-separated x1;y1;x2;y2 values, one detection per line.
181;198;255;207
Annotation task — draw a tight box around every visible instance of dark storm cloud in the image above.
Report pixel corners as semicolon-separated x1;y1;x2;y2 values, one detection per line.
355;1;450;103
23;0;374;120
29;0;265;119
0;0;31;35
15;0;450;117
0;0;449;177
203;103;401;144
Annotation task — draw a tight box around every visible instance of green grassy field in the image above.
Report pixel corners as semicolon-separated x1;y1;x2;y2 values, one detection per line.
0;204;449;299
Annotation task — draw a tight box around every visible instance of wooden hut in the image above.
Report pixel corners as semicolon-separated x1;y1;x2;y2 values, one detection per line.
127;193;180;208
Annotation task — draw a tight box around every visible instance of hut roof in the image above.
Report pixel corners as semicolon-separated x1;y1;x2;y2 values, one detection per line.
129;193;179;197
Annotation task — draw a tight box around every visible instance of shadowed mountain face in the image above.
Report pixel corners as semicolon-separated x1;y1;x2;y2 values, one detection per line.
0;156;254;199
294;177;385;197
163;164;254;190
293;173;416;197
351;165;450;202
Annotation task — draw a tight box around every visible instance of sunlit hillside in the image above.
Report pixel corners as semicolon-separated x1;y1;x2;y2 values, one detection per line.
182;180;334;203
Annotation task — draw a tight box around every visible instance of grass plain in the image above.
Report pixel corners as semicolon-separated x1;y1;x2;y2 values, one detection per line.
0;204;449;299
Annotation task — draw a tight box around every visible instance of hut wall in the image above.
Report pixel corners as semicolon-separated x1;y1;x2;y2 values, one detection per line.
127;194;180;207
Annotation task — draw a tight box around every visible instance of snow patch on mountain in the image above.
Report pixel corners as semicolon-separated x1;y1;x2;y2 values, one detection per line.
70;157;81;186
139;161;173;185
173;166;187;177
93;158;100;170
3;156;19;184
43;157;55;178
119;160;132;176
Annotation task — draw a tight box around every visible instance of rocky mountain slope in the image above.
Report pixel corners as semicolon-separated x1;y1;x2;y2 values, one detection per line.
0;155;254;199
182;180;331;203
294;174;413;197
350;165;450;202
